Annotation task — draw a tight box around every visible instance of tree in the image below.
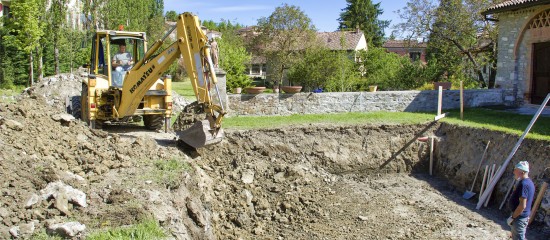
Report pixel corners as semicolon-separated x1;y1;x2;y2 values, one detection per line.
4;0;45;86
254;4;317;87
338;0;390;47
165;10;178;22
218;33;252;91
395;0;499;88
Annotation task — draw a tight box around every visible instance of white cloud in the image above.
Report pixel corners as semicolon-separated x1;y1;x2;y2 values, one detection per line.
211;5;271;13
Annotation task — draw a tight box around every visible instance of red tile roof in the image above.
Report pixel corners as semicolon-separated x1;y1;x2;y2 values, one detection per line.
316;31;365;50
484;0;550;14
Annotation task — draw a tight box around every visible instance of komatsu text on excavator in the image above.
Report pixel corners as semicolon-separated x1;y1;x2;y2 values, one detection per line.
74;12;225;148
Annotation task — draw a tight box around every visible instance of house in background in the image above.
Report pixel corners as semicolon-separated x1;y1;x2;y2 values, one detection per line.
382;40;427;63
0;0;11;20
483;0;550;105
240;29;368;80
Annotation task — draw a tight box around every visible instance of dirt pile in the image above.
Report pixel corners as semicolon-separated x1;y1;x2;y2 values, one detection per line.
0;92;209;239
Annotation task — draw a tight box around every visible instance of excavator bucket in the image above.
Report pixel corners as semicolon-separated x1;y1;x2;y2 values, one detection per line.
175;120;224;149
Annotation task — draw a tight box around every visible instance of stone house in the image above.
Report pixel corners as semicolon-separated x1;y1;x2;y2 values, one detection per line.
382;40;427;63
483;0;550;105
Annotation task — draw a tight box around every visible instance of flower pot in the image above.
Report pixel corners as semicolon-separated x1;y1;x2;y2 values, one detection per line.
273;87;280;93
244;87;266;94
434;82;451;90
233;87;242;94
369;85;377;92
281;86;302;94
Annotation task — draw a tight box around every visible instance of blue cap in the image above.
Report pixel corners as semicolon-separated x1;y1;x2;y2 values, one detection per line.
515;161;529;172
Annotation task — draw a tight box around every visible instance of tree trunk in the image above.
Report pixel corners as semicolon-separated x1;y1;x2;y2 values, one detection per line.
29;52;34;87
38;47;43;82
55;45;60;75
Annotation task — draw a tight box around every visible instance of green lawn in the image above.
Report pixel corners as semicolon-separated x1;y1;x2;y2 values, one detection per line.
221;109;550;141
172;81;196;101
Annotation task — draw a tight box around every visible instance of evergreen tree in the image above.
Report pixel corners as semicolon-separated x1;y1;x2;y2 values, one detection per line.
165;10;178;22
338;0;389;47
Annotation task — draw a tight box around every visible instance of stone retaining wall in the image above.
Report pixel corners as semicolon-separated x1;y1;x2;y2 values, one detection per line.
227;89;504;116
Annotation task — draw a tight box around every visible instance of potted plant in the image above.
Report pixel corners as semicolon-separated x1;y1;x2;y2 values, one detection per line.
369;85;378;92
244;86;266;94
233;87;242;94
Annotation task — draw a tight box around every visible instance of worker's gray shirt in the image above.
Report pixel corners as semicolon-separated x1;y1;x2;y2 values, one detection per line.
113;52;132;66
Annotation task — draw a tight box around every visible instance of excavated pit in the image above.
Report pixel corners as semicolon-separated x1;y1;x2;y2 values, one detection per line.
1;74;549;239
196;124;549;239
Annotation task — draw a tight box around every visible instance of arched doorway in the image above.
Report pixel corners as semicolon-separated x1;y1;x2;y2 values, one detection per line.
532;42;550;104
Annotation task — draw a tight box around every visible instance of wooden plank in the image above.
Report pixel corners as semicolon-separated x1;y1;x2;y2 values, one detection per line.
484;165;501;207
480;165;489;197
434;113;447;121
529;182;548;225
430;137;434;176
499;179;516;210
476;93;550;209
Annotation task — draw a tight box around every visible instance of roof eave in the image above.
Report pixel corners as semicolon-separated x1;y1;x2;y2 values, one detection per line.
482;1;550;16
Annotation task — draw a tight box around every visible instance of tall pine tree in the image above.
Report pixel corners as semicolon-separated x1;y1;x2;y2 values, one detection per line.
338;0;389;47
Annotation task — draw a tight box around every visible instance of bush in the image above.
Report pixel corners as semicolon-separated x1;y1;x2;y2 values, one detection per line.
287;46;360;92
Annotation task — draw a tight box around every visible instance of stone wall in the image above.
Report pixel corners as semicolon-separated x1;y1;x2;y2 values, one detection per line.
226;89;504;116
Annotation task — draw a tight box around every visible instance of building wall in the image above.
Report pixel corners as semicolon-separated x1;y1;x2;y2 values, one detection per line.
226;89;504;116
494;5;550;105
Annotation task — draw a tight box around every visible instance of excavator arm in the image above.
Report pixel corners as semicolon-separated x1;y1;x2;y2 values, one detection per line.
117;12;225;148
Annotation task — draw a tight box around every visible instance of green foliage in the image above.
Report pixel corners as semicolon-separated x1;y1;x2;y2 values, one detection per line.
152;159;191;190
396;0;498;88
338;0;390;47
255;4;317;86
287;46;359;92
218;33;252;90
86;219;166;240
165;10;178;21
359;48;404;90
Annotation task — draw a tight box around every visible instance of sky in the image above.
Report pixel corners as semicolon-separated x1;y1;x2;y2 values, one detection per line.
164;0;407;37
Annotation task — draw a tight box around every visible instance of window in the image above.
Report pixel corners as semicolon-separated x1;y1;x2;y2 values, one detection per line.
409;52;421;61
251;64;261;74
3;6;10;18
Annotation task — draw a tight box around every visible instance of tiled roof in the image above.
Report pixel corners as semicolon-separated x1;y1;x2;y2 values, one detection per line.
316;31;364;50
484;0;550;14
383;40;427;49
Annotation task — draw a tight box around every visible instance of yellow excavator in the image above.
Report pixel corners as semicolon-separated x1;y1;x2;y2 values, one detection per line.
75;12;225;148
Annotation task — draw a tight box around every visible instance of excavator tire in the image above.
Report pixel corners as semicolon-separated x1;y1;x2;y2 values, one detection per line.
71;96;82;119
143;115;164;130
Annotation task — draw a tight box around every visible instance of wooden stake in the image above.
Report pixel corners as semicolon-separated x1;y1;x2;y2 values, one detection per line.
499;179;516;210
434;86;447;121
438;86;443;116
429;137;434;176
480;165;489;196
529;182;548;225
460;80;464;120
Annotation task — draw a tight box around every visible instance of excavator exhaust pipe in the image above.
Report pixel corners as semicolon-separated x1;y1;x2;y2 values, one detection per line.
175;120;224;149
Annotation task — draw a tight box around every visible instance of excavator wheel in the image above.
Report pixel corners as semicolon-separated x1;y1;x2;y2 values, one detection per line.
143;115;164;130
70;96;82;119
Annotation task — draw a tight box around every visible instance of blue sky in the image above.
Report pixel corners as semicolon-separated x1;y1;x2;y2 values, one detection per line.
164;0;406;37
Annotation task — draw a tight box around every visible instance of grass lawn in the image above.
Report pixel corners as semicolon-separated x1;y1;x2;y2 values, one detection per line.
172;81;196;101
221;109;550;141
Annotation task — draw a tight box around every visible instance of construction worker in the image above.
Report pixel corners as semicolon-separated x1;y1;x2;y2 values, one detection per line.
506;161;535;240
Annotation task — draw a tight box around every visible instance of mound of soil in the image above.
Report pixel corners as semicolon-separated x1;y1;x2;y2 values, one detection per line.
0;92;208;239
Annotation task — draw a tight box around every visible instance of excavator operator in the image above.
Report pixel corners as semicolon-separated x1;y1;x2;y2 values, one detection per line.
112;43;134;87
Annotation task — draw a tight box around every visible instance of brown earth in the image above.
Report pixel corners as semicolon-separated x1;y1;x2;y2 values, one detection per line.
0;75;549;239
